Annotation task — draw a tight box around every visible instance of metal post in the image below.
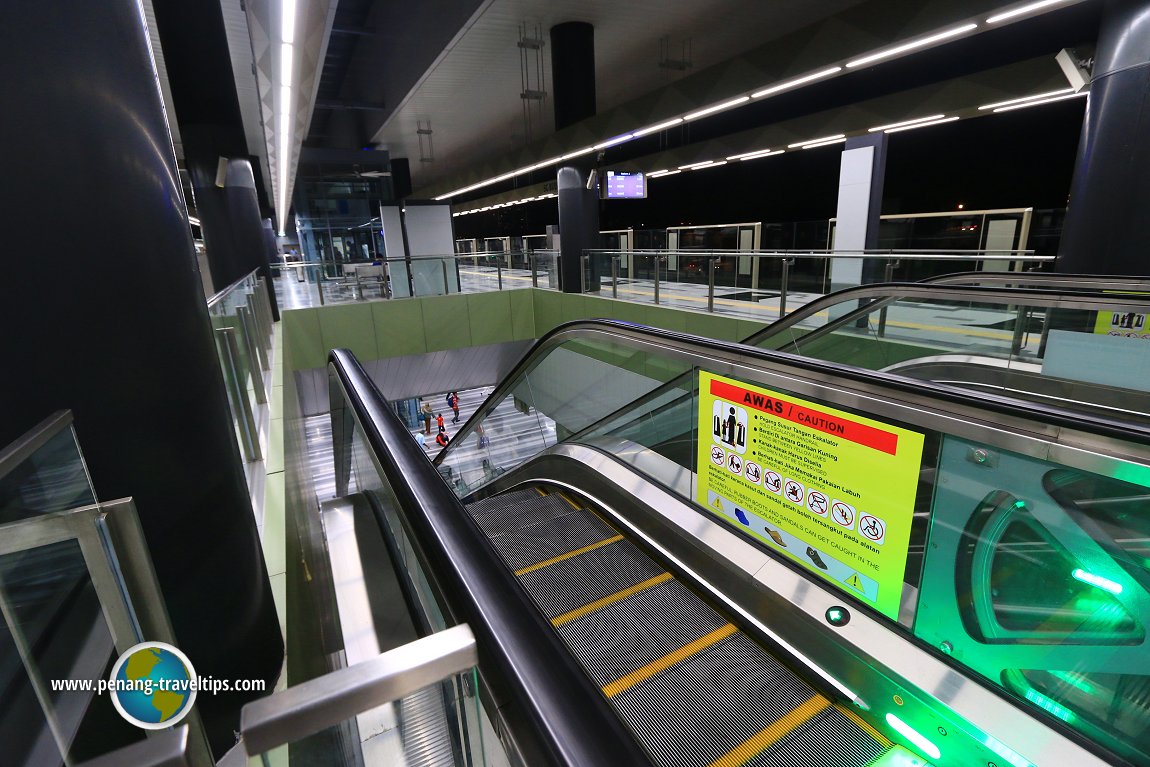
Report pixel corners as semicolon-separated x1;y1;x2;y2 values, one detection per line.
611;256;618;299
653;254;661;305
216;327;262;462
1009;306;1029;356
779;258;793;317
530;251;538;288
315;265;326;306
248;286;270;344
877;258;899;337
580;255;588;294
354;270;363;301
497;262;503;291
238;305;269;380
707;256;716;313
441;260;450;295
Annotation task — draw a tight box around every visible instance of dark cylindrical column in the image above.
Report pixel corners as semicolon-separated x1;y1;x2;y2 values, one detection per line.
191;157;281;320
0;1;282;757
1057;0;1150;273
550;22;596;130
261;218;282;320
556;166;601;293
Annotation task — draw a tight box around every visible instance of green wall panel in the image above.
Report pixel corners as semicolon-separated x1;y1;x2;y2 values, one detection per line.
281;309;326;370
317;302;378;361
467;292;513;346
421;294;474;350
373;299;426;358
509;290;535;340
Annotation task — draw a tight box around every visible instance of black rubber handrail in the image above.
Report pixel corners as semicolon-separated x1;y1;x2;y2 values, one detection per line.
922;271;1150;289
327;348;657;767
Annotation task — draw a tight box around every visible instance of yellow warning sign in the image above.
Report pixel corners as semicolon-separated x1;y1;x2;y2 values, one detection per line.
843;573;865;593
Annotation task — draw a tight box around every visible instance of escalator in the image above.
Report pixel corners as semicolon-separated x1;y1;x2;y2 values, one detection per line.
328;312;1150;767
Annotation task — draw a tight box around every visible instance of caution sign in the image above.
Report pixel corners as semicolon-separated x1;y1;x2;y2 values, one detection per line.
1094;310;1150;339
696;371;925;620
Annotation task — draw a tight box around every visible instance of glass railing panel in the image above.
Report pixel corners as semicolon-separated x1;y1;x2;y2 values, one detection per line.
436;335;694;495
916;435;1150;765
0;417;95;524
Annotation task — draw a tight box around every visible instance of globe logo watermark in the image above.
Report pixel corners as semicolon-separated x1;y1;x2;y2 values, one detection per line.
107;641;198;729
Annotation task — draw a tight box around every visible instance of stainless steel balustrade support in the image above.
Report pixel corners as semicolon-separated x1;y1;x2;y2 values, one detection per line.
315;265;326;306
254;278;273;338
240;624;477;755
653;254;661;305
442;260;450;295
238;305;269;376
353;270;364;301
497;261;503;290
216;327;261;462
530;250;538;287
876;258;900;337
249;285;270;345
580;254;588;294
779;257;794;317
75;726;191;767
707;256;716;313
611;256;619;299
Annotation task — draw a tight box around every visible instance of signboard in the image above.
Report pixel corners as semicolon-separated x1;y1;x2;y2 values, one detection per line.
602;171;646;199
696;371;925;619
1094;310;1150;338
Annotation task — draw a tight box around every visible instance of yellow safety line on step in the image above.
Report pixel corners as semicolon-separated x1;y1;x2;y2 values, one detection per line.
551;573;673;627
514;535;624;576
834;703;892;748
557;492;582;509
706;695;829;767
602;623;737;698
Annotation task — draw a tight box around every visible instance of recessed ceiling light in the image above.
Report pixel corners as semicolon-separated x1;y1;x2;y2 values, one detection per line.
845;23;978;68
868;114;945;132
751;67;843;98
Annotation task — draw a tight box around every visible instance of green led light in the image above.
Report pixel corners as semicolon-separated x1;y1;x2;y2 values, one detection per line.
1072;568;1123;595
983;735;1034;767
825;606;851;626
1024;689;1076;723
1050;670;1097;696
1013;499;1027;509
885;713;942;761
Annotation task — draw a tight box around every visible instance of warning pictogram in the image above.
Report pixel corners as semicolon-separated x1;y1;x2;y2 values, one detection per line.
783;479;805;505
843;572;866;593
727;453;743;475
859;514;886;544
831;501;856;530
763;471;782;494
744;461;762;485
806;491;828;516
710;446;725;466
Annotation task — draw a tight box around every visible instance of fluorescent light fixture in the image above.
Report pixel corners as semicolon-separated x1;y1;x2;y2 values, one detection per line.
560;146;597;161
846;23;978;68
987;0;1074;24
684;96;750;121
751;67;843;98
726;148;772;160
885;714;942;760
979;88;1074;110
737;149;786;161
885;115;959;132
631;117;684;137
282;0;296;43
992;90;1087;112
868;114;945;132
188;216;201;226
690;160;727;170
279;85;292;115
801;137;847;148
678;160;718;170
1073;568;1123;594
648;169;682;178
788;134;845;148
281;44;293;87
593;133;635;150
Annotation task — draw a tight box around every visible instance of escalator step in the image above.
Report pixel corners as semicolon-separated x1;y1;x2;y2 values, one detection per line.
464;487;541;516
742;707;887;767
468;493;578;537
487;511;619;573
516;539;665;622
609;632;820;767
556;578;729;689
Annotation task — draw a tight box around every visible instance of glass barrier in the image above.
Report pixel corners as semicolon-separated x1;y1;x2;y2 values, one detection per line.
744;285;1150;425
432;320;1150;764
0;412;96;524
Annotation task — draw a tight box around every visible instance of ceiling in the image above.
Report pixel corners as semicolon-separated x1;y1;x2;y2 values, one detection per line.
148;0;1099;225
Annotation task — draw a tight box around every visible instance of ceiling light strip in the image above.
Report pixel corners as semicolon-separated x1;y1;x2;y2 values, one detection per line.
978;87;1074;110
691;160;727;170
751;67;843;98
678;160;718;170
648;169;682;178
737;149;786;161
800;137;847;149
845;23;978;69
884;115;959;132
684;96;750;121
631;118;684;137
991;90;1087;112
986;0;1076;24
868;114;944;132
787;134;845;148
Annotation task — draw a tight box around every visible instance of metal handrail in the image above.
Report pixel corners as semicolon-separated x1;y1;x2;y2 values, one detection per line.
740;281;1150;349
583;247;1044;259
75;726;190;767
241;625;477;755
327;349;657;767
924;271;1150;290
0;410;74;481
206;267;260;309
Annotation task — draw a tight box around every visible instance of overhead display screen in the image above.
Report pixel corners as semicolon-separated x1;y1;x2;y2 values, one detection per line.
602;170;646;199
695;370;925;620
